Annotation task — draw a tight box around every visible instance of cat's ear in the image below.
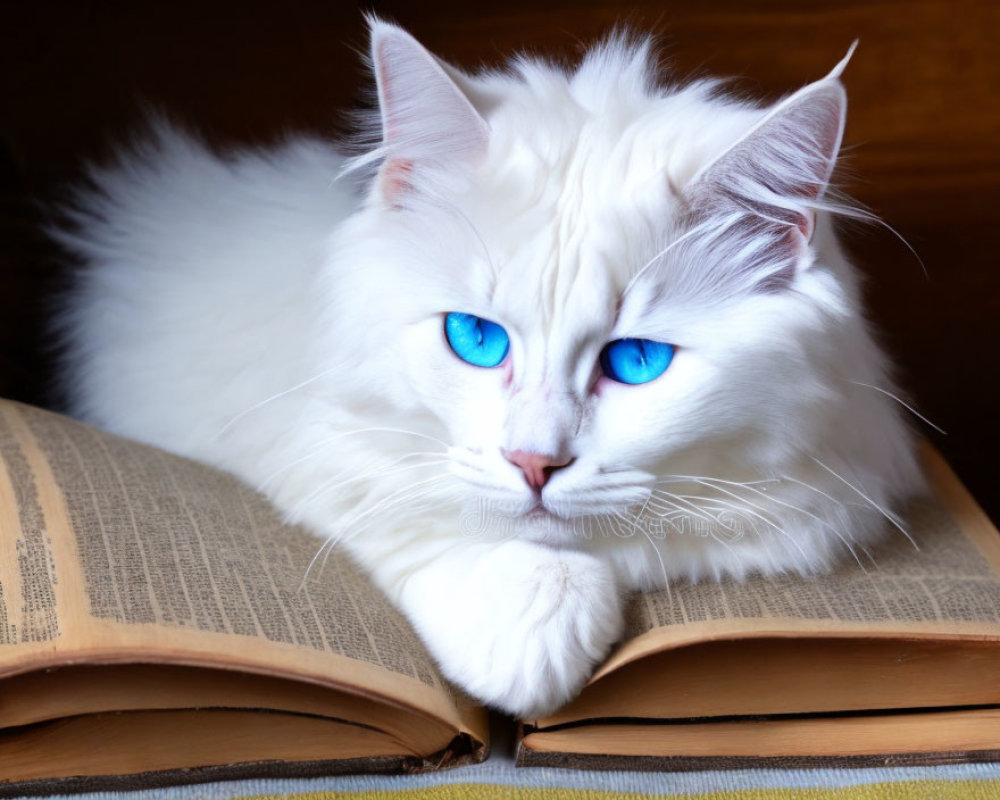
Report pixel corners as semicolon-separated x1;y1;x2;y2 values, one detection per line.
687;45;854;288
369;19;490;203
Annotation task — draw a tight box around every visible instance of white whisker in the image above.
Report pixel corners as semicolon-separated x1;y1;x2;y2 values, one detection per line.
642;527;671;591
850;381;946;435
649;488;715;523
316;479;457;558
624;216;724;295
810;457;916;549
216;365;342;438
337;474;453;533
298;536;337;592
675;490;811;564
698;476;867;572
260;443;448;491
288;458;451;520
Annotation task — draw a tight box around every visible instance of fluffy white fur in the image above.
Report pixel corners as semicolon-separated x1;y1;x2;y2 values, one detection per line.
54;21;923;716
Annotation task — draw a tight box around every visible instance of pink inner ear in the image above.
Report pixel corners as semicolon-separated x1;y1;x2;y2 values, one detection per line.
380;158;414;204
369;24;490;207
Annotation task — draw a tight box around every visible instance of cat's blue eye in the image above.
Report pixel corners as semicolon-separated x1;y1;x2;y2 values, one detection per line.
600;338;674;385
444;312;510;368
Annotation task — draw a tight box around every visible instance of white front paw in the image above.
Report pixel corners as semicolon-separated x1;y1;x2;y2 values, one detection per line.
413;543;624;718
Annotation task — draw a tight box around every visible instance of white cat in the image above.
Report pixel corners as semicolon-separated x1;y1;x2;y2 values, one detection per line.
54;20;924;716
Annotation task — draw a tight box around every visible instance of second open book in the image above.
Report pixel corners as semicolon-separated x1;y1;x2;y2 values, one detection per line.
1;399;999;795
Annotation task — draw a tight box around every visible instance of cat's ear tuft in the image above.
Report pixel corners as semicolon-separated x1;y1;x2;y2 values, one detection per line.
687;59;849;290
825;40;859;82
691;75;847;240
368;19;490;204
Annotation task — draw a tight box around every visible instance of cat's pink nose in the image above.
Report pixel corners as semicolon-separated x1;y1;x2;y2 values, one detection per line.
502;449;573;491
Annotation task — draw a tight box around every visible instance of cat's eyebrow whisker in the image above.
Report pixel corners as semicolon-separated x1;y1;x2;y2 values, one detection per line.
810;457;917;550
624;215;726;295
849;381;947;435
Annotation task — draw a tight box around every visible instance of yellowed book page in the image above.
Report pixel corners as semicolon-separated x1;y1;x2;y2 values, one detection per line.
0;664;459;754
521;708;1000;760
0;710;414;784
0;400;482;742
587;445;1000;685
538;637;1000;724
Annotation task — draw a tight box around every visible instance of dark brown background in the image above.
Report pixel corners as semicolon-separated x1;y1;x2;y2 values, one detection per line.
2;1;998;520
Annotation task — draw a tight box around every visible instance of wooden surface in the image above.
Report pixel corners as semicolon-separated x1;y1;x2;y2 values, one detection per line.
1;0;998;518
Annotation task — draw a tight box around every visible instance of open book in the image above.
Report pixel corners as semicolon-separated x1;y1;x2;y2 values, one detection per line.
0;400;486;795
2;399;1000;794
518;443;1000;769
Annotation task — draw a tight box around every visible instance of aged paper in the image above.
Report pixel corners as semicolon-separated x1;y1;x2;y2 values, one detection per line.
594;446;1000;680
629;496;1000;635
0;400;477;737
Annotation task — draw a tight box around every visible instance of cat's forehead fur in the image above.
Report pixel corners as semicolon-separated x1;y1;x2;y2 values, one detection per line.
363;24;852;401
448;43;765;352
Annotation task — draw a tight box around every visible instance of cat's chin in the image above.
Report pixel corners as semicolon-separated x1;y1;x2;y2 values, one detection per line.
459;500;584;548
519;506;574;542
509;511;581;547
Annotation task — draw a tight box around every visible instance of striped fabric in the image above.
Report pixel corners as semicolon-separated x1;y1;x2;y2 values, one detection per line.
21;761;1000;800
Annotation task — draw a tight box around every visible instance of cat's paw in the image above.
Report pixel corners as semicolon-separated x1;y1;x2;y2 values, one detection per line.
410;543;624;718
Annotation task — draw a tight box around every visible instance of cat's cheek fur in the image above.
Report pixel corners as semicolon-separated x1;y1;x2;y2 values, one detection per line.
396;540;624;717
586;349;722;466
397;318;511;451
